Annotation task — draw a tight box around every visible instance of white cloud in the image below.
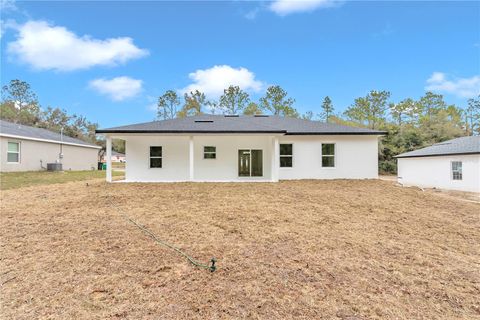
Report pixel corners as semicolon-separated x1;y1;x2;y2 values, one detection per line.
372;23;394;38
0;19;17;39
0;21;5;39
269;0;341;16
147;103;158;112
7;20;148;71
145;95;158;112
425;72;480;99
180;65;264;99
89;77;143;101
0;0;17;11
245;7;260;20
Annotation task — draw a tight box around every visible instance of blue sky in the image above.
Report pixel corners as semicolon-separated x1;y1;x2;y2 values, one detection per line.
1;0;479;128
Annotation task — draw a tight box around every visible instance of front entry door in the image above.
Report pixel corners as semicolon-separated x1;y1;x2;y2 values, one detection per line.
238;149;263;177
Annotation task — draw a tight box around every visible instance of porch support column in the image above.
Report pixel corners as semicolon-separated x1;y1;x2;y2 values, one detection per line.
271;136;279;182
189;136;194;181
106;135;112;182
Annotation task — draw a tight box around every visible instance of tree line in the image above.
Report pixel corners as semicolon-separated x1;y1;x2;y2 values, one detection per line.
157;85;300;119
1;80;100;145
1;79;478;173
158;85;479;173
339;90;479;172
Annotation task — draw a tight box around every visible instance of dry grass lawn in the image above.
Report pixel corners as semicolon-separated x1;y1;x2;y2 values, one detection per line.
1;179;479;319
0;170;124;190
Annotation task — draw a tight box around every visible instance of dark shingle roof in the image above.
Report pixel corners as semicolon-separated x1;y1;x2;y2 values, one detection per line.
395;136;480;158
96;115;385;135
0;120;100;148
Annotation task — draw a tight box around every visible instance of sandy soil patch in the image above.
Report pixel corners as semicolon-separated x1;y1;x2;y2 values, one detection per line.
1;180;479;319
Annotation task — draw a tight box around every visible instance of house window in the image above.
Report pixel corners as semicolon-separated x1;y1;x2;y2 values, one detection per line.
280;144;293;167
150;146;162;168
451;161;462;180
204;146;216;159
7;142;20;163
321;143;335;167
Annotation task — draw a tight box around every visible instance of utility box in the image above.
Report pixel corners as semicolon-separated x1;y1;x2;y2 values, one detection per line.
47;163;63;171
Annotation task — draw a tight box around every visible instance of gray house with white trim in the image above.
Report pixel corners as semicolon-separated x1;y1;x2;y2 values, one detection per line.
0;120;101;172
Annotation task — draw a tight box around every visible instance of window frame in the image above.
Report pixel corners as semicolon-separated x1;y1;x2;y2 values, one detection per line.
7;141;20;164
321;143;336;168
203;146;217;159
451;161;462;181
149;146;163;169
279;143;293;168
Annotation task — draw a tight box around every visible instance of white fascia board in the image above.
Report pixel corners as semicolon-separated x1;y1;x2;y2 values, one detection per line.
0;133;102;149
101;132;286;138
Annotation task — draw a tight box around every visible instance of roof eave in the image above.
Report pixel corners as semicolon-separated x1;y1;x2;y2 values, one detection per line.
96;129;387;135
0;133;101;149
95;130;287;134
395;151;480;159
285;131;387;135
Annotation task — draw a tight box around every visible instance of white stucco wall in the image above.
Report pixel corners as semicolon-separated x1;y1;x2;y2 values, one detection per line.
397;154;480;192
124;136;189;182
0;136;100;172
121;135;275;182
119;135;272;182
193;135;274;181
115;134;380;182
278;135;379;180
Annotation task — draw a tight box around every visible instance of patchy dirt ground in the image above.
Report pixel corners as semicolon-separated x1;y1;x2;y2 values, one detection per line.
423;188;480;204
1;180;479;319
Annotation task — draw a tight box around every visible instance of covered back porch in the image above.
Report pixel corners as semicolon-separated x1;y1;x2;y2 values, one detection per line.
104;134;281;182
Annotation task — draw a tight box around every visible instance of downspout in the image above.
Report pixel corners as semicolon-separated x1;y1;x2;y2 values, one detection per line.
59;127;64;163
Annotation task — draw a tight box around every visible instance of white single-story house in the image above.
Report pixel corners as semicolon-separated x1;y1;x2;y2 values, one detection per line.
111;151;126;163
96;115;384;182
100;150;126;163
396;136;480;193
0;120;101;172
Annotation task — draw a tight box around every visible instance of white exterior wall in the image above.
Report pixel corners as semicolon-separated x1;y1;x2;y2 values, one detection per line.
120;135;275;182
0;136;99;172
114;134;380;182
193;135;274;181
278;135;379;180
124;136;190;182
397;154;480;193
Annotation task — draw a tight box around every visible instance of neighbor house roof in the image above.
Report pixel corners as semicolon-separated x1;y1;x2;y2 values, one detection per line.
96;115;385;135
112;151;125;157
395;136;480;158
0;120;101;149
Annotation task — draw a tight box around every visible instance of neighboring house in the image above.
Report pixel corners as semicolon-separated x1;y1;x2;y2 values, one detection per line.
0;120;101;172
396;136;480;193
100;151;126;163
112;151;126;163
96;115;384;182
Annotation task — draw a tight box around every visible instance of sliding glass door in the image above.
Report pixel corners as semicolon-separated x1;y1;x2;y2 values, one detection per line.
238;149;263;177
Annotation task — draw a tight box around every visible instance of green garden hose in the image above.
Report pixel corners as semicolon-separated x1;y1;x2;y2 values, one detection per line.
104;190;216;272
